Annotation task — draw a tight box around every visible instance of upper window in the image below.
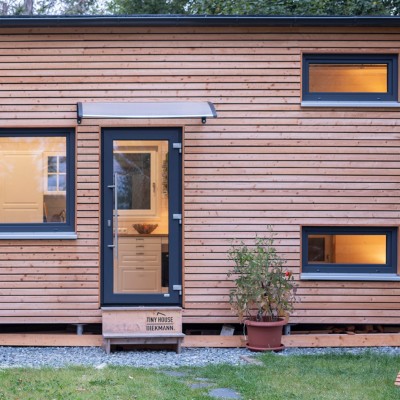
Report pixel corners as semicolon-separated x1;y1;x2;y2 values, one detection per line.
0;129;75;232
302;54;398;102
302;226;398;275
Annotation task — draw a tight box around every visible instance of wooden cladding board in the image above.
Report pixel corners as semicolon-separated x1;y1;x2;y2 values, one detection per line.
0;26;399;326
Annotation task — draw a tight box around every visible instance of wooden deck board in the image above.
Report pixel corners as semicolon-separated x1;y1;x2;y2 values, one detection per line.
0;333;400;348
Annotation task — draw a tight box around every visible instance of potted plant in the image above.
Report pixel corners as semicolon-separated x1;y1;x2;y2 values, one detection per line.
227;228;297;351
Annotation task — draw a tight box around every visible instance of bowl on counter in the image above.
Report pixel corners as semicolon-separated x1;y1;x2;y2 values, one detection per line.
132;224;158;235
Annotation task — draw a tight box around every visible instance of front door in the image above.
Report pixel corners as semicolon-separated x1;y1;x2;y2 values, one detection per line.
101;128;182;305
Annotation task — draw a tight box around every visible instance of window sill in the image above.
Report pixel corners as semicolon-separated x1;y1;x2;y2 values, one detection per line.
0;232;78;240
301;101;400;108
300;273;400;281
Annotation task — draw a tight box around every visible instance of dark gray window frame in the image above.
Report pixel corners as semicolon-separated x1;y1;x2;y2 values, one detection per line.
0;128;75;234
101;127;182;306
301;226;398;275
302;54;398;102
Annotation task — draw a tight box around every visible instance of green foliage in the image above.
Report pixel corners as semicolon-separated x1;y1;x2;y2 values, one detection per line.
106;0;188;15
60;0;101;15
2;0;400;16
0;0;25;15
0;0;104;15
227;228;296;322
186;0;400;15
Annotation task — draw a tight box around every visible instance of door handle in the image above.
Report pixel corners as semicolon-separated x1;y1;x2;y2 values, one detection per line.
173;214;182;224
173;284;182;295
114;173;119;257
107;174;119;260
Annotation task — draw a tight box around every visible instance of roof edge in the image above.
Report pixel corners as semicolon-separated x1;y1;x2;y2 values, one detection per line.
1;15;400;28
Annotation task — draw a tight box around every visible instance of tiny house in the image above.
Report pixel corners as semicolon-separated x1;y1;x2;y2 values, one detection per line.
0;15;400;347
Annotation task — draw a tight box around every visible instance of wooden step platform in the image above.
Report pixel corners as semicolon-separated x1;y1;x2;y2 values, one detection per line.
101;306;185;354
102;333;185;354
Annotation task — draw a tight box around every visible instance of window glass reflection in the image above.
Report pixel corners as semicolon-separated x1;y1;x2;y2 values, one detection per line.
112;140;170;295
308;234;387;264
0;136;67;224
309;64;388;93
114;152;151;211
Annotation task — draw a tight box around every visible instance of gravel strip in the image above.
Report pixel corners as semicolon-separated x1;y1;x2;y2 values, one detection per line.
279;346;400;357
0;347;252;369
0;346;399;369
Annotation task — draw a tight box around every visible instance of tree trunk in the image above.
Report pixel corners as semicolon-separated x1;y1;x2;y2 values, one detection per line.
24;0;34;15
0;1;9;15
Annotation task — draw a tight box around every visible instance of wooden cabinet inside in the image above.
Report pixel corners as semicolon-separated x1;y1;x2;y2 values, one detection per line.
115;236;163;293
0;151;44;223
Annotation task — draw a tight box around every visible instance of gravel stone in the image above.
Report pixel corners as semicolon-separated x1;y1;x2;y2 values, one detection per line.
0;346;398;369
277;347;400;357
0;347;252;369
160;370;188;377
189;382;213;389
208;388;242;399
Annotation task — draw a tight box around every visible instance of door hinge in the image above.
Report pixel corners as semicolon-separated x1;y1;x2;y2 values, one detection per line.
173;143;182;153
173;213;182;224
173;284;182;295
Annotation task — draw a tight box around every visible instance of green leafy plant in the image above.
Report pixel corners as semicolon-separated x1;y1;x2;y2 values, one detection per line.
227;228;297;322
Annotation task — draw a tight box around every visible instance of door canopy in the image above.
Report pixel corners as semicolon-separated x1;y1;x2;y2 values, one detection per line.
77;101;217;124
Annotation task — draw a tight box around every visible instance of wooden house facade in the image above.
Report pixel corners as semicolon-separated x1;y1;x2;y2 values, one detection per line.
0;15;400;345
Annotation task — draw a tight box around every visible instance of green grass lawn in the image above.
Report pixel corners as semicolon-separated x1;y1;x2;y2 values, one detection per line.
0;352;399;400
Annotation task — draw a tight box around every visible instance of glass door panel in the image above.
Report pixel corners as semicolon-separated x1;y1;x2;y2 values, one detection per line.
112;140;169;295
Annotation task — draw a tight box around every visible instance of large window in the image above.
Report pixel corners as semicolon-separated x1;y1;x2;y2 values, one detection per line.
302;227;398;275
302;54;398;102
0;129;75;233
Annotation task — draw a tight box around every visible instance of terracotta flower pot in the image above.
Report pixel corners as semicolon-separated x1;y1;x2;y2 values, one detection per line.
245;318;286;352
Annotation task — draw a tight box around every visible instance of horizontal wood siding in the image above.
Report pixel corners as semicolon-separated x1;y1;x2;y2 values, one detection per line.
0;26;398;324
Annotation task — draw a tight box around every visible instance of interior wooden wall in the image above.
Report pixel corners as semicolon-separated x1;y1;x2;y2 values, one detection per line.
0;26;399;325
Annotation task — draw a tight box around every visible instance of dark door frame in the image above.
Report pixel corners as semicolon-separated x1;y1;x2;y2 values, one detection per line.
101;127;182;306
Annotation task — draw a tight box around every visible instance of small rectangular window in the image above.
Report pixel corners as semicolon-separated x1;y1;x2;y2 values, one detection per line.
302;227;397;275
0;129;75;233
302;54;398;102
